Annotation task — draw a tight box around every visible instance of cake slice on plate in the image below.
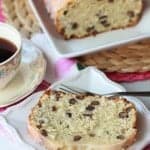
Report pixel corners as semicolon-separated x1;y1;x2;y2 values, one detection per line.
28;90;137;150
44;0;143;39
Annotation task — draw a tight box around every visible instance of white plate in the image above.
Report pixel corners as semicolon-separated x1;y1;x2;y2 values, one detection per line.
0;39;46;108
2;67;150;150
29;0;150;58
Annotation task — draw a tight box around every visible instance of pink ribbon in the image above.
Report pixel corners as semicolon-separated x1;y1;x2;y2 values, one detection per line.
55;58;76;78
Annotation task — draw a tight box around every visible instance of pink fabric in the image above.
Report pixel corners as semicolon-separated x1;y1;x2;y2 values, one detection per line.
106;71;150;82
144;146;150;150
0;0;5;22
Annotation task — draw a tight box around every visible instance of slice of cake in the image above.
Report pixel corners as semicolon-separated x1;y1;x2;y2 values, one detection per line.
44;0;143;39
28;90;137;150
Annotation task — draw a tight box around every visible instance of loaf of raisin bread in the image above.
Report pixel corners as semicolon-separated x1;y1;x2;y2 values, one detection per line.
28;90;137;150
44;0;143;39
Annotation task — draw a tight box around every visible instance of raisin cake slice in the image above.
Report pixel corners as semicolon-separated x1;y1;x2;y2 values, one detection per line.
44;0;143;39
28;90;137;150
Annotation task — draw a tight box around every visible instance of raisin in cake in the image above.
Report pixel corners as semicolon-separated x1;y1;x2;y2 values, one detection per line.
44;0;143;39
28;90;137;150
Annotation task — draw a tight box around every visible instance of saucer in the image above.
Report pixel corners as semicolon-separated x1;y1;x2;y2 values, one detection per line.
0;39;46;108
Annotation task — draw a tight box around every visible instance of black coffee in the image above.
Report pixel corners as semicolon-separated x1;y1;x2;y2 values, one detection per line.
0;38;17;63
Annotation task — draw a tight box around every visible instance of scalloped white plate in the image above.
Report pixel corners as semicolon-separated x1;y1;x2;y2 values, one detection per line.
0;39;46;108
29;0;150;58
2;67;150;150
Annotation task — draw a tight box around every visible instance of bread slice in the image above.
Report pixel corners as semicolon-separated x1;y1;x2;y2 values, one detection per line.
45;0;143;39
28;90;137;150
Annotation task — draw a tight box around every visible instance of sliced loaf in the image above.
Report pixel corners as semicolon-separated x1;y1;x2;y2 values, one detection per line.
44;0;143;39
28;90;137;150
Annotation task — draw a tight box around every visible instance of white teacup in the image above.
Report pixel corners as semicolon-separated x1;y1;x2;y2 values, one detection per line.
0;23;21;89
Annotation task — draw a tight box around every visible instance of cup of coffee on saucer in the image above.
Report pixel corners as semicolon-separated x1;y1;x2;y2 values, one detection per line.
0;23;21;89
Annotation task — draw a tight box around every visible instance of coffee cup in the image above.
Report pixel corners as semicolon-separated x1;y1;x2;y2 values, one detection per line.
0;23;21;89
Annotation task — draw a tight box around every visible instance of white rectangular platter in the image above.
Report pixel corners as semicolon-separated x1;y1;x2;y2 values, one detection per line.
29;0;150;58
